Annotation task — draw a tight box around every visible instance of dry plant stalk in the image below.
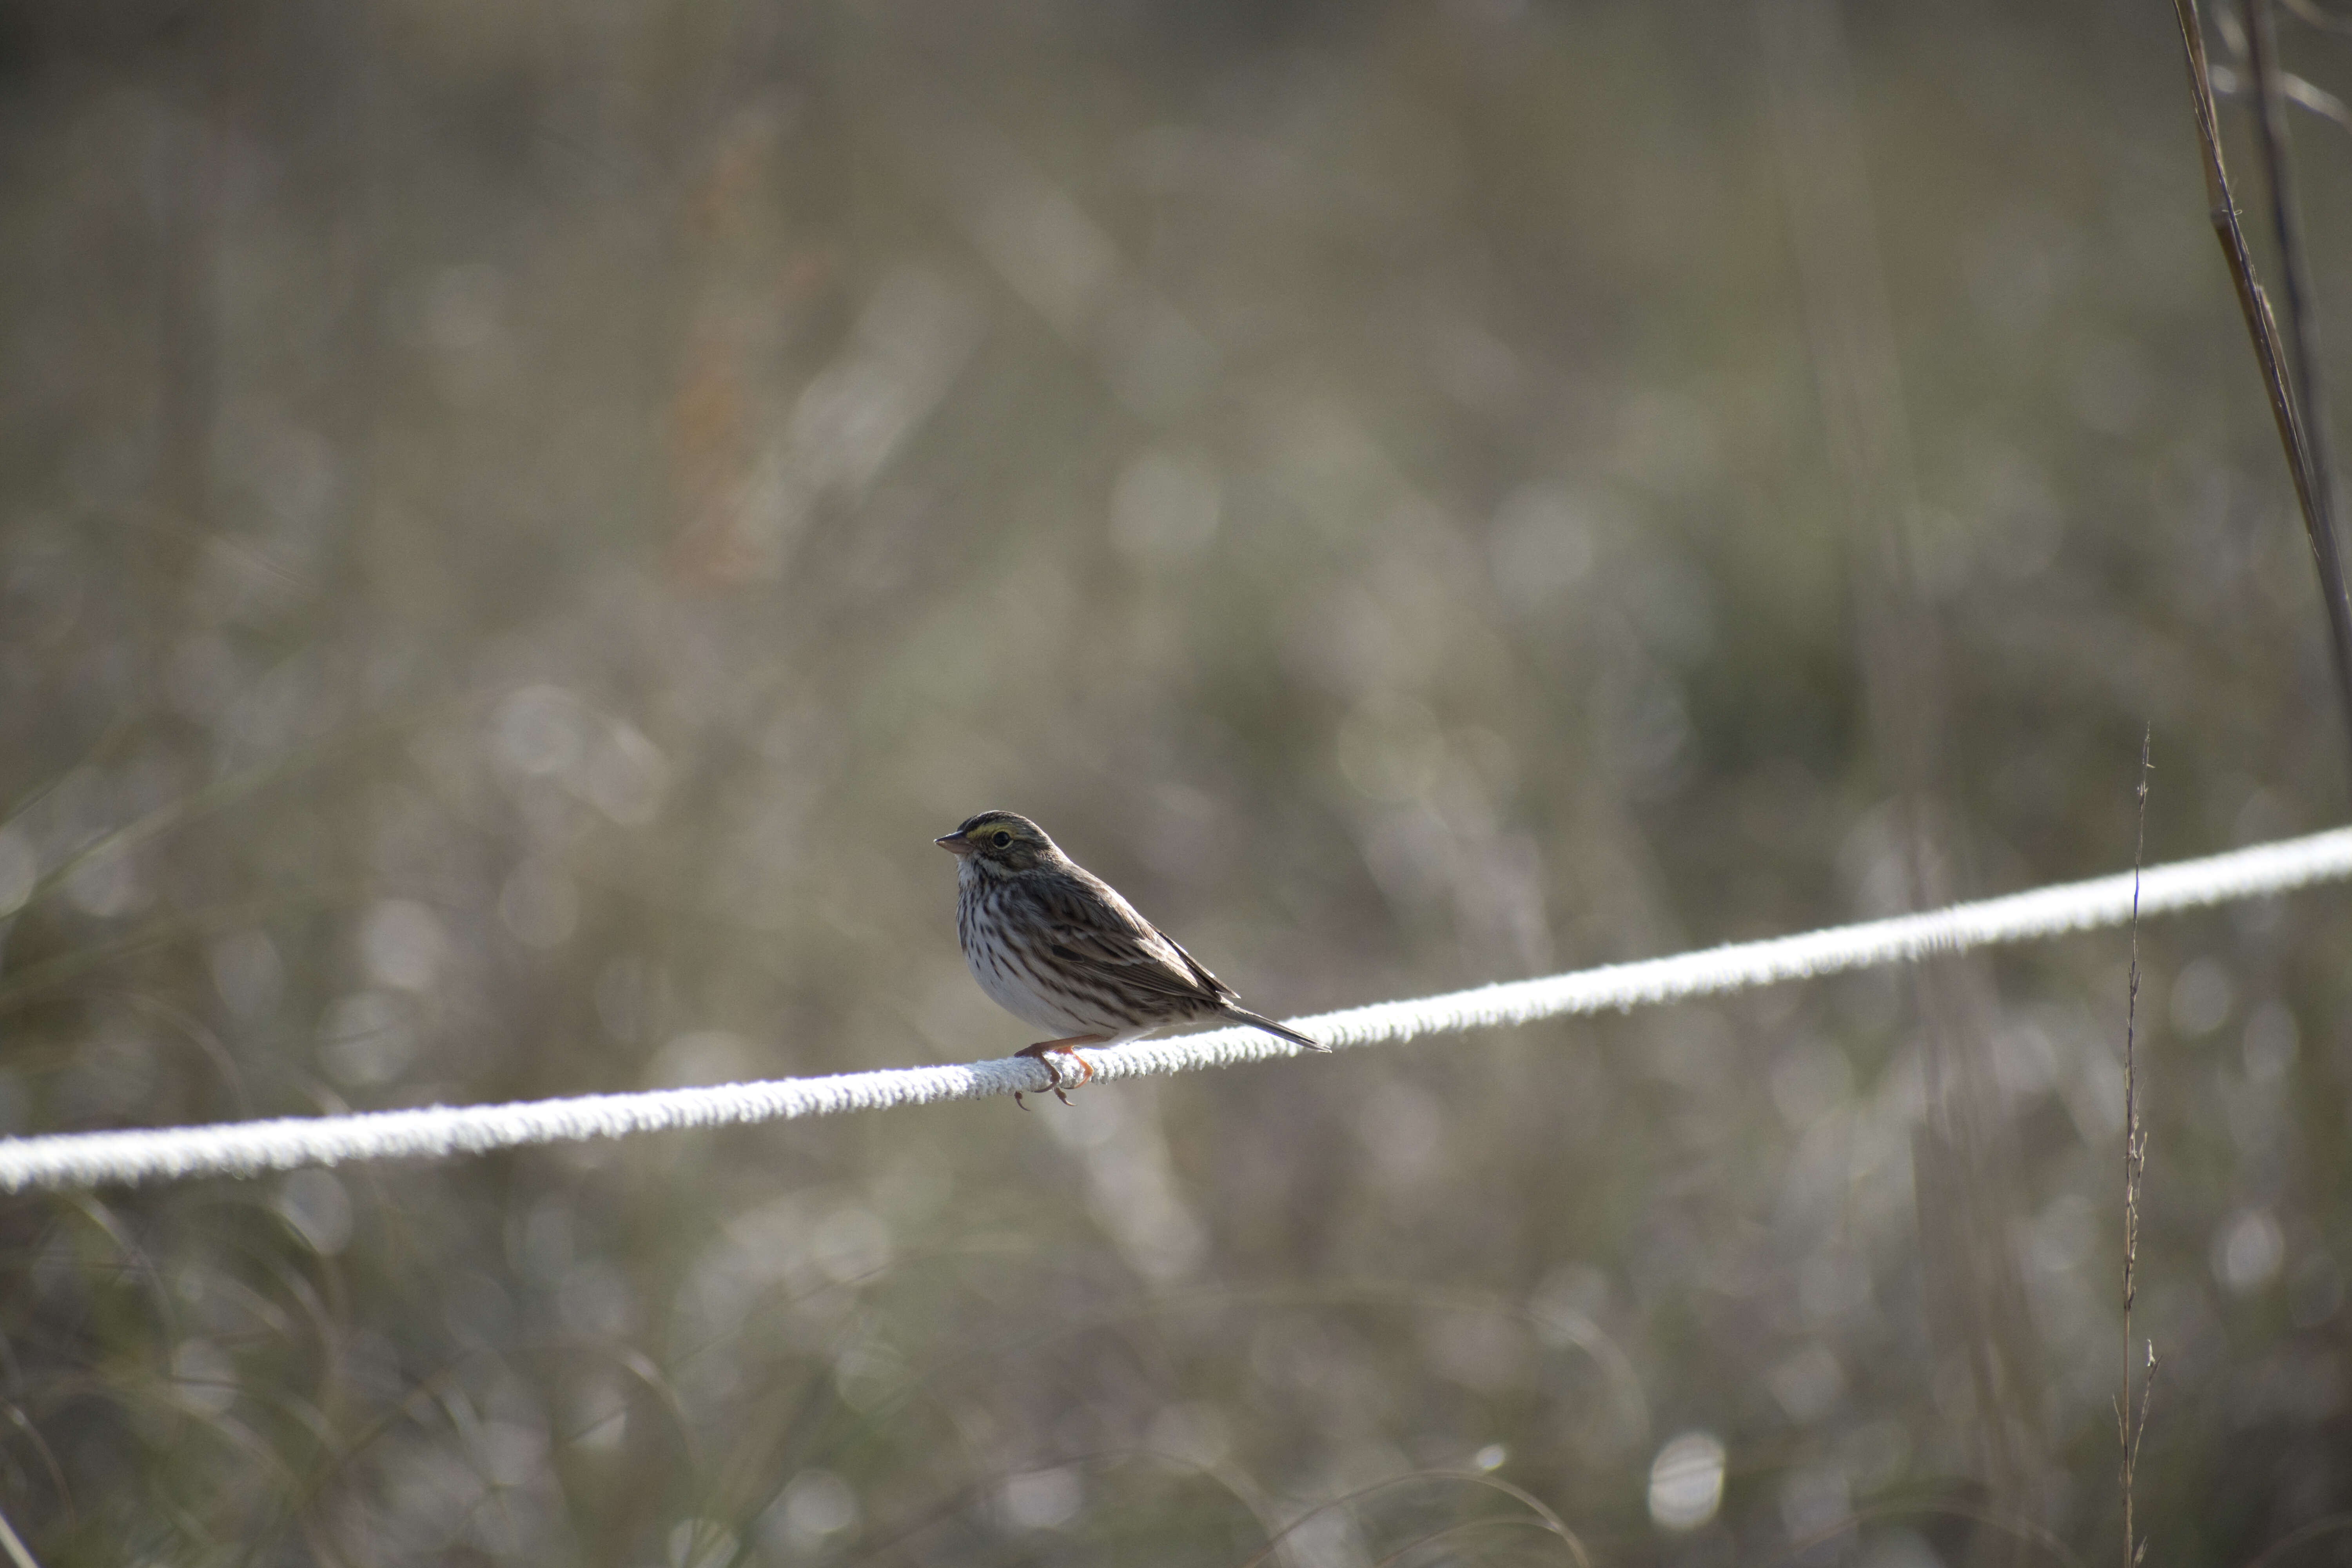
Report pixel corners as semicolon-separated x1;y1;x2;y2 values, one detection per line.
2116;730;2158;1568
0;1502;37;1568
2170;0;2352;764
2244;0;2341;559
1756;0;2045;1504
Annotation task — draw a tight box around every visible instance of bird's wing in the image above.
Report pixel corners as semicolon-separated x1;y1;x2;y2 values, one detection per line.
1036;872;1230;1007
1155;931;1238;1002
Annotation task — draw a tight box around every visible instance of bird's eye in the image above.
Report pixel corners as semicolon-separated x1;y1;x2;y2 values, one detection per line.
991;831;1012;848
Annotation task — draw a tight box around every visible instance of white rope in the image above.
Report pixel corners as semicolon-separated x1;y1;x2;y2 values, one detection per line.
5;825;2350;1193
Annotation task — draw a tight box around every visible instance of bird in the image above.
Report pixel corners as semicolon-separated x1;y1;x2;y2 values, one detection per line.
935;810;1327;1107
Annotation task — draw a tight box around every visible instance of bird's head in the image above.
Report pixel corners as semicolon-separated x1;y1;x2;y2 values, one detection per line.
935;811;1063;875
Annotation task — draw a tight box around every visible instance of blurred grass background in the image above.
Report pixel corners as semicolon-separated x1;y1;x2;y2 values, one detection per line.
5;0;2352;1561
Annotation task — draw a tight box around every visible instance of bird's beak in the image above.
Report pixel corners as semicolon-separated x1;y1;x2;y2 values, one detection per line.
935;831;975;857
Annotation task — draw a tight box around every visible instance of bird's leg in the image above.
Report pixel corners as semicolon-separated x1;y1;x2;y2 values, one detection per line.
1013;1036;1108;1108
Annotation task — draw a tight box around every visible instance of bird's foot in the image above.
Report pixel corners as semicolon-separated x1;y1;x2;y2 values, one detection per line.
1013;1037;1105;1109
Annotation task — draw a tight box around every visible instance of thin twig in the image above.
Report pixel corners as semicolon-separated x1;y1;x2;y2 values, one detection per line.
0;1501;40;1568
2117;729;2159;1568
2279;0;2352;39
2171;0;2352;770
2247;0;2352;708
2207;63;2352;139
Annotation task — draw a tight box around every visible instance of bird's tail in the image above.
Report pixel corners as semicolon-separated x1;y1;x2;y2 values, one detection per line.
1222;1006;1329;1052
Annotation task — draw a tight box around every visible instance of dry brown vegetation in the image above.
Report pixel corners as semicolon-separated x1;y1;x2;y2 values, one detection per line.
3;0;2352;1563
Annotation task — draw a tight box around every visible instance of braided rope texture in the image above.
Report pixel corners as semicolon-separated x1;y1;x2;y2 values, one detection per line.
4;825;2348;1193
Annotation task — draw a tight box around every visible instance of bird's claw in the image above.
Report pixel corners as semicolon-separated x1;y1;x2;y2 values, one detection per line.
1013;1041;1094;1108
